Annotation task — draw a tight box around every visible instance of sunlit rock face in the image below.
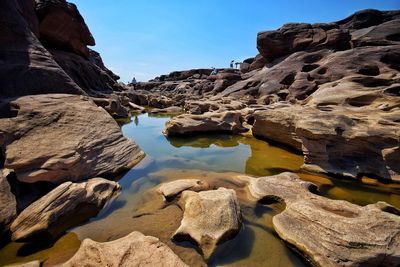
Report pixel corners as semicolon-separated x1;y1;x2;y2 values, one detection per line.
245;172;400;267
0;94;144;184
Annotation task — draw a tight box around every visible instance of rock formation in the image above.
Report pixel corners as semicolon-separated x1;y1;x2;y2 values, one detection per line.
245;172;400;267
11;178;121;242
164;111;248;136
0;94;144;184
0;169;17;240
63;231;188;267
0;0;122;102
158;179;210;201
133;9;400;181
173;188;242;260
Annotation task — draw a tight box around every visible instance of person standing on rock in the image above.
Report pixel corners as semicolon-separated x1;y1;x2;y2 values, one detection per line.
131;77;137;90
211;67;218;75
230;60;235;68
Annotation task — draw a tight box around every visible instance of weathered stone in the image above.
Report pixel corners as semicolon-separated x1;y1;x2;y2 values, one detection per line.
128;102;146;113
0;94;144;184
159;179;210;200
173;188;242;260
11;178;121;242
0;0;83;99
164;111;247;136
245;172;400;267
0;169;17;239
35;0;95;58
149;106;182;115
63;231;188;267
252;103;400;181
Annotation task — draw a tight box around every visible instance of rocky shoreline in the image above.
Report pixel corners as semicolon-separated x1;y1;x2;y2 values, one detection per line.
0;1;399;266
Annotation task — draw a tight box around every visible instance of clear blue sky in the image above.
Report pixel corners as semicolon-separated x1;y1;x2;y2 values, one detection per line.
71;0;399;82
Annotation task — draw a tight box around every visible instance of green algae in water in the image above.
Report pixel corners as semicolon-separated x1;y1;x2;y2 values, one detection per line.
1;113;399;266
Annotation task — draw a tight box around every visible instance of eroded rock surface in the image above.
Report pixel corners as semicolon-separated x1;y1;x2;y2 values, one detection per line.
0;94;144;184
11;178;120;242
246;172;400;267
63;231;188;267
164;111;247;136
173;188;242;260
158;179;210;200
0;169;17;239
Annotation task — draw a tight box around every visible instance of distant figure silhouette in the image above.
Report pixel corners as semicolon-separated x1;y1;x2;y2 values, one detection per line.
211;67;218;75
230;60;235;68
235;62;242;69
131;77;137;89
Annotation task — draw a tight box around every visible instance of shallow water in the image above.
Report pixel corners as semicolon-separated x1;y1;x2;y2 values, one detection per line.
1;113;399;266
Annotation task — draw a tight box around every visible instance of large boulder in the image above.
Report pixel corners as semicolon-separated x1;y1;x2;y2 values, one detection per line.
252;102;400;182
0;0;83;99
173;188;242;260
0;94;144;184
257;23;350;62
246;172;400;267
63;231;188;267
11;178;121;242
164;111;248;136
35;0;95;58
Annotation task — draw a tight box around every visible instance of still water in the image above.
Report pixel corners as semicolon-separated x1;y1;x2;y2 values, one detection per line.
1;113;399;266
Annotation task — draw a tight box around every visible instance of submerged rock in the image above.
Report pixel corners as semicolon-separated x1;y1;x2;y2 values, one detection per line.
173;188;242;260
11;178;120;242
164;111;247;136
158;179;210;200
63;231;188;267
0;94;144;184
246;172;400;267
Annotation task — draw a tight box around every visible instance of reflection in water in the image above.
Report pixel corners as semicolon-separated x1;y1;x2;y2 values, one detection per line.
1;113;399;266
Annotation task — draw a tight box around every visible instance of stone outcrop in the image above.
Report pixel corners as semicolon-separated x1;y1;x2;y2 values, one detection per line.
35;0;95;58
0;169;17;239
11;178;121;242
0;0;121;101
245;172;400;267
158;179;210;201
252;99;400;181
173;188;242;260
164;111;247;136
0;0;83;99
63;231;188;267
0;94;144;184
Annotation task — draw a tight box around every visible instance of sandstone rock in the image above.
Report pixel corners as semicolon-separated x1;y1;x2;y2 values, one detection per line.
63;231;188;267
128;102;146;113
0;169;17;239
257;23;350;62
159;179;210;200
252;102;400;181
0;94;144;184
163;111;248;136
252;104;304;152
0;0;83;99
11;178;121;242
246;172;400;267
149;106;182;115
50;49;120;95
35;0;95;58
148;95;175;109
173;188;242;260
